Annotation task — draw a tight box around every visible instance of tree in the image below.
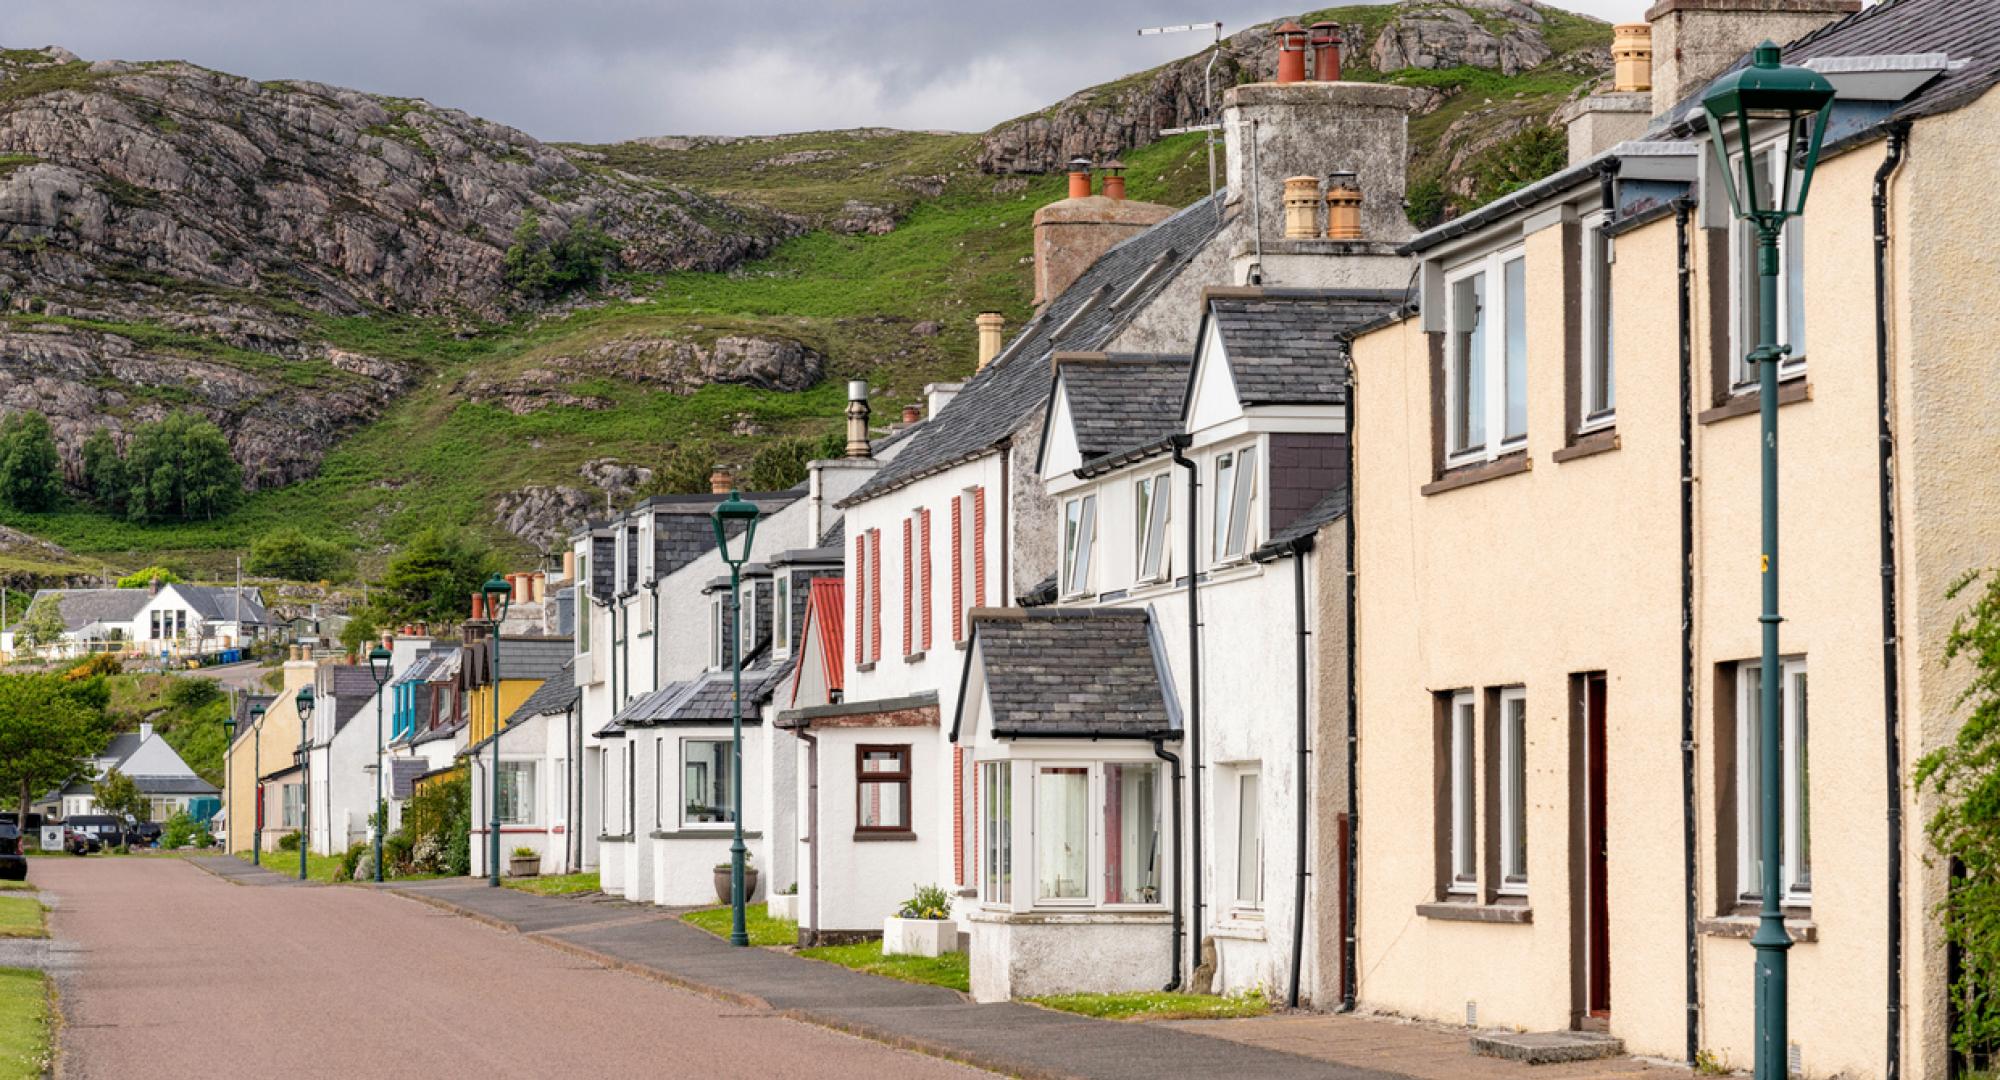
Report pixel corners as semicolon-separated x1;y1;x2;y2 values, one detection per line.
247;526;353;583
124;412;243;522
0;410;62;512
502;210;620;300
744;431;847;492
1916;568;2000;1062
15;594;68;656
376;527;499;625
339;604;384;655
652;441;718;496
0;671;109;831
80;427;126;512
115;565;184;589
92;767;148;832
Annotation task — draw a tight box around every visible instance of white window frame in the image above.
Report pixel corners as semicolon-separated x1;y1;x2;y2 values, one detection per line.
1444;245;1529;465
981;760;1012;905
1448;690;1477;895
708;595;726;671
1134;472;1171;585
1212;444;1259;564
1101;761;1164;907
680;737;733;828
1007;760;1166;912
1736;657;1810;905
496;760;535;826
1060;494;1097;598
1727;141;1808;392
1498;687;1528;895
773;575;791;656
1580;213;1615;431
1233;769;1264;910
551;759;567;826
1033;764;1093;905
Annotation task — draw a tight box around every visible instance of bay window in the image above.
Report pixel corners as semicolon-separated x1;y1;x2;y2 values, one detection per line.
1103;764;1161;904
1036;766;1090;901
981;759;1165;910
1134;473;1170;584
1212;445;1258;563
1729;141;1807;389
1445;245;1529;464
982;761;1012;904
856;745;911;834
1061;494;1097;597
682;738;731;826
1736;658;1810;903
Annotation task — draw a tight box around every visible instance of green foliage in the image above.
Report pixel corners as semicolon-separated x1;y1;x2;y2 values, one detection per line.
0;412;60;513
401;767;469;876
503;871;600;896
1915;569;2000;1062
115;565;184;589
91;768;147;824
335;839;368;882
338;605;383;655
160;810;212;849
744;431;846;492
376;526;498;626
276;830;300;852
652;441;719;496
13;598;67;655
510;845;536;859
1462;125;1569;209
0;672;108;828
80;427;126;513
124;413;243;522
1028;988;1269;1021
165;676;220;711
797;940;969;992
898;883;953;921
503;211;620;300
683;903;796;947
247;526;352;583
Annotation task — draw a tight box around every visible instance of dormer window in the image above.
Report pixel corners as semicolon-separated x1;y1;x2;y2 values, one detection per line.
1061;494;1097;598
1445;245;1528;464
1213;446;1258;563
1134;472;1170;584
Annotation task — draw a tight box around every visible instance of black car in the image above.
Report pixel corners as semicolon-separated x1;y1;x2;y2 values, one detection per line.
67;815;125;849
0;825;25;881
63;828;102;855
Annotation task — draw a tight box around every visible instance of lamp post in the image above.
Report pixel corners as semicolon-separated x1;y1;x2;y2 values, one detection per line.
1701;42;1834;1080
482;573;513;887
295;685;315;882
250;703;265;865
711;491;762;947
368;642;392;883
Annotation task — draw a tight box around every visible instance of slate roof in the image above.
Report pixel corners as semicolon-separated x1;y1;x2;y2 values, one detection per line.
55;773;219;798
173;585;271;626
491;636;573;682
16;589;146;633
1258;488;1350;557
613;663;789;727
390;650;445;687
1203;290;1407;408
964;608;1177;740
505;659;577;725
98;733;145;763
1055;354;1192;467
412;716;464;747
325;664;385;733
842;190;1228;507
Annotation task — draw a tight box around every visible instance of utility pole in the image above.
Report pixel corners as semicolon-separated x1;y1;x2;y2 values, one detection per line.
1139;21;1225;217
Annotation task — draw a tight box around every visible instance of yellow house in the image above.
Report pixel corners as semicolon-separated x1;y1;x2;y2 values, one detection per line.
463;635;572;746
222;651;318;854
1346;3;2000;1078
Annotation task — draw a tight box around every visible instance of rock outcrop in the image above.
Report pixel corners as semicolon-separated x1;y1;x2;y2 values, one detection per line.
468;332;825;414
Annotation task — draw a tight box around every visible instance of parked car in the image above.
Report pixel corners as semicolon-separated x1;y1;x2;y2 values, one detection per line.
0;825;25;881
127;821;162;848
63;828;100;855
66;816;126;849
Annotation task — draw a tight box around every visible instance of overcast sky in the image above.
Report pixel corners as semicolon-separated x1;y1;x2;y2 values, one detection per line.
2;1;1652;143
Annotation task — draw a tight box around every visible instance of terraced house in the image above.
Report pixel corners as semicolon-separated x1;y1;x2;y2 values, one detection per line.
1346;1;2000;1076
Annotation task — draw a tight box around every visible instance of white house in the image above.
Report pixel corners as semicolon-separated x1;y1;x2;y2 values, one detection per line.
41;722;219;822
464;659;578;876
4;581;271;660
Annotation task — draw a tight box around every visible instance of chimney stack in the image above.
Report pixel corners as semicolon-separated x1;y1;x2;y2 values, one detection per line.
709;467;733;495
845;380;872;458
139;721;153;741
1066;158;1093;200
1645;0;1857;118
1613;23;1652;92
1101;161;1126;201
1310;23;1343;82
1276;22;1308;83
976;313;1005;370
1324;172;1363;240
1283;176;1320;239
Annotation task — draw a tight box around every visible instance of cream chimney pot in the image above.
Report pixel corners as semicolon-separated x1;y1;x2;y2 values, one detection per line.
1283;176;1321;239
1613;24;1652;92
845;380;872;459
975;313;1005;370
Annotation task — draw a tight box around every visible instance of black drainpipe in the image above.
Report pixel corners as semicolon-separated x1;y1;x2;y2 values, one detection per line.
645;580;661;692
1341;357;1361;1012
1170;435;1204;975
1153;737;1185;991
1286;538;1313;1009
1674;196;1700;1066
1872;122;1910;1080
619;592;633;708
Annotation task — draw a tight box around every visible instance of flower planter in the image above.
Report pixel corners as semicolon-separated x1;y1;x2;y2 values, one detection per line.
883;916;960;958
767;892;798;922
713;866;759;904
508;855;541;878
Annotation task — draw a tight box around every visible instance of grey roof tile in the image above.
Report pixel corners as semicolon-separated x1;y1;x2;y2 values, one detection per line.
506;659;577;724
1057;354;1192;467
1205;290;1406;408
970;608;1175;739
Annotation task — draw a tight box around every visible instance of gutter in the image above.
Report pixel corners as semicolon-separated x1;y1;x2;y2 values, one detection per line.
1675;197;1700;1065
1169;434;1204;978
1871;121;1910;1080
1153;738;1185;991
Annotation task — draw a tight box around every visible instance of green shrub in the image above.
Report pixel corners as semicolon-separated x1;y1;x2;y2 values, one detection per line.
248;526;353;583
116;565;184;589
898;883;952;921
166;676;221;711
744;431;846;491
376;527;499;626
336;840;368;882
160;810;212;849
511;846;536;859
503;210;620;300
277;830;300;852
403;767;469;876
81;426;126;512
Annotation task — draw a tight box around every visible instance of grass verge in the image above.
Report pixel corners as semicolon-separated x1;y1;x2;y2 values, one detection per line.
502;872;599;896
797;940;970;993
0;883;30;893
1026;989;1270;1021
682;903;797;948
0;900;44;940
0;968;52;1080
234;847;343;882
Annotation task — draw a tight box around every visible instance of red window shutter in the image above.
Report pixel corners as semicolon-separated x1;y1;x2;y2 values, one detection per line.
854;534;866;667
972;487;987;608
901;517;914;658
869;529;882;663
920;508;933;651
950;498;964;643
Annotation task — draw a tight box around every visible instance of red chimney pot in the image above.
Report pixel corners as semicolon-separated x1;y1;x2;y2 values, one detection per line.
1102;160;1127;201
1066;157;1093;199
1275;21;1308;84
1310;22;1343;81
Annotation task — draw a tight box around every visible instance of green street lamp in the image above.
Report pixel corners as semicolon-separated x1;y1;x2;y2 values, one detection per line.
295;684;315;882
250;703;265;865
1702;41;1835;1080
368;642;393;883
711;490;762;948
482;573;513;887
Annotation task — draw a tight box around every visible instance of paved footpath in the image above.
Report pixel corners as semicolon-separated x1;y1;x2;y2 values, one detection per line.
33;856;990;1080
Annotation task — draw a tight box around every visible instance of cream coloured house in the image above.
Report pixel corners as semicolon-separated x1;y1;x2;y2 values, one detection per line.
1346;1;2000;1076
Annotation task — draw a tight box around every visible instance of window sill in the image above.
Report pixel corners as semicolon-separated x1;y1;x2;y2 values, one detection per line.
855;662;876;673
598;833;633;844
1697;914;1817;944
1699;380;1810;425
1421;451;1531;497
1210;919;1267;941
651;828;762;841
902;651;926;664
853;830;917;843
1416;900;1534;924
1552;429;1620;464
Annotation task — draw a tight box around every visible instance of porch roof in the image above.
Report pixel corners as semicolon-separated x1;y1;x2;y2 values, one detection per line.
957;607;1178;741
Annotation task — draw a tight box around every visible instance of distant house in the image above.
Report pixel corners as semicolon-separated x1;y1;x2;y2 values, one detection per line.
38;722;220;823
1;580;271;660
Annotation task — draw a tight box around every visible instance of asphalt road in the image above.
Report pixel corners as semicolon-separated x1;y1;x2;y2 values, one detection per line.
36;857;988;1079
